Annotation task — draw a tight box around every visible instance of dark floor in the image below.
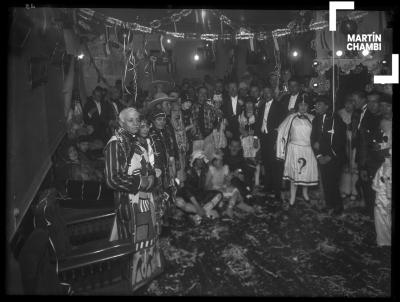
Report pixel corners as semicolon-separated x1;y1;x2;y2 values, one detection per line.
86;190;391;297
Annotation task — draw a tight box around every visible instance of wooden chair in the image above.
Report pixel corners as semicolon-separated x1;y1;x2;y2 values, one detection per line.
33;188;136;294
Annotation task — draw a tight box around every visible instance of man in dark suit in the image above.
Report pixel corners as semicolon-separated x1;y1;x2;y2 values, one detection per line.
311;96;347;216
222;82;243;140
83;86;110;143
279;77;304;117
353;91;383;218
255;87;285;200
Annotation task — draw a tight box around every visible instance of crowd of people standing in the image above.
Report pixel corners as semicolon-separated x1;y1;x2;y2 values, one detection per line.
56;70;392;275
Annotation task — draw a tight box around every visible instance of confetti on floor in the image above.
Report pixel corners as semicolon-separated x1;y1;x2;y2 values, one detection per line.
94;193;391;296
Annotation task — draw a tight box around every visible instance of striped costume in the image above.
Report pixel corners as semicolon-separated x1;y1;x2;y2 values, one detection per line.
104;127;163;292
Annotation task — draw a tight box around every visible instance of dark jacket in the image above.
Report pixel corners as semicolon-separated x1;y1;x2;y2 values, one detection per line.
353;110;382;169
279;92;304;117
180;166;208;200
222;94;243;139
83;97;111;142
255;99;284;137
311;112;347;164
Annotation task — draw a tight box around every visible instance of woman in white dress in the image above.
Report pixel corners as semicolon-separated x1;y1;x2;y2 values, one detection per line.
276;97;318;205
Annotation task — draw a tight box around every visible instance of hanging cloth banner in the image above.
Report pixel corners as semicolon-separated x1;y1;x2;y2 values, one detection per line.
104;25;111;56
249;37;254;52
160;34;165;53
62;55;75;118
272;35;279;51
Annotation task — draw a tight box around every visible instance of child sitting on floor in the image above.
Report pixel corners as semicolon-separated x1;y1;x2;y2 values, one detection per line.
205;151;254;218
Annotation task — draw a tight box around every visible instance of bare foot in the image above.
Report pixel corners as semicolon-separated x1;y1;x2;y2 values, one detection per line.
302;193;310;201
237;202;255;213
207;209;220;219
225;208;234;218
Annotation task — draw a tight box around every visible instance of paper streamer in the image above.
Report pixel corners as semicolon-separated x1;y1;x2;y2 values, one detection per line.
249;38;254;52
62;56;75;118
272;35;279;51
160;34;165;53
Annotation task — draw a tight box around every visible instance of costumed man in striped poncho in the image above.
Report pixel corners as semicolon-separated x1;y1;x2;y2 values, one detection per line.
104;107;163;292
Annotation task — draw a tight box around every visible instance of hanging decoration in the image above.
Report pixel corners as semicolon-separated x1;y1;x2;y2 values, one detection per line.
160;34;166;53
83;42;109;85
76;8;369;43
104;24;111;56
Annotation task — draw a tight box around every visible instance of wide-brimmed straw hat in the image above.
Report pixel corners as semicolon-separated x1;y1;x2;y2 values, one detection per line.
147;92;178;110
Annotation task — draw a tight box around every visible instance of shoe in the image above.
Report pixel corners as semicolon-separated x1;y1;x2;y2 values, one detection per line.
191;214;202;225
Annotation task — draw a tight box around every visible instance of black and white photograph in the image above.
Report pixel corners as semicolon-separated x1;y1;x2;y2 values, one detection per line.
6;3;397;296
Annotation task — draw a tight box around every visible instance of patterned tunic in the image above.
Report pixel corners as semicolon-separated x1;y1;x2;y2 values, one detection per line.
104;127;163;292
148;127;176;218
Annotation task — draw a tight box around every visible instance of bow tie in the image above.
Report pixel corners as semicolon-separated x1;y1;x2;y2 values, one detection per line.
298;114;307;119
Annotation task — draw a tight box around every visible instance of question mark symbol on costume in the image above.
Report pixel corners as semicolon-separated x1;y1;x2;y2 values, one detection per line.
298;158;306;174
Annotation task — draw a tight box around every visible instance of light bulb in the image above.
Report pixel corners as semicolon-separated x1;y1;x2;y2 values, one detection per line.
194;54;200;61
336;50;343;57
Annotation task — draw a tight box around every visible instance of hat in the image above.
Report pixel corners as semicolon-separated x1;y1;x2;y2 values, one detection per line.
151;108;166;120
314;96;331;106
147;92;178;109
190;150;209;167
239;82;248;90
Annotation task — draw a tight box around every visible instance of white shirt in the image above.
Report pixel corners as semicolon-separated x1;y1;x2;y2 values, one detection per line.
94;100;102;116
322;113;326;132
231;96;238;115
112;102;119;116
255;97;262;108
262;99;273;134
288;93;299;111
357;104;368;130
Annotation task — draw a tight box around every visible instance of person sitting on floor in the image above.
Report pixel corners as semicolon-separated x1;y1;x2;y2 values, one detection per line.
174;150;223;225
205;151;254;218
223;139;256;200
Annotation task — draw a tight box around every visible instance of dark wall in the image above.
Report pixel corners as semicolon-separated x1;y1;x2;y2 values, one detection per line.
7;8;66;240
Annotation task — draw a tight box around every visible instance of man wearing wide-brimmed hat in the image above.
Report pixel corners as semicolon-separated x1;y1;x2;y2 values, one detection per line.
148;107;179;228
147;92;180;174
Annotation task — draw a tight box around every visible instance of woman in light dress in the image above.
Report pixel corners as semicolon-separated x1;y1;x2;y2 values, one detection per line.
276;98;318;205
